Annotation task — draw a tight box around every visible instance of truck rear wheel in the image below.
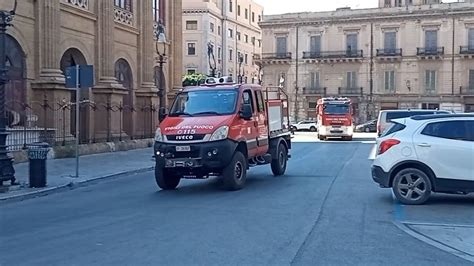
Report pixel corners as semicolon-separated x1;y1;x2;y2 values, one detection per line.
222;151;247;191
271;142;288;176
155;166;181;190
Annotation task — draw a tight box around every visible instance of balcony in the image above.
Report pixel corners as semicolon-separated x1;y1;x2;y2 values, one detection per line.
338;87;363;96
376;49;402;62
460;46;474;59
416;47;444;59
302;87;327;96
259;53;292;65
460;86;474;96
262;53;291;59
302;50;363;63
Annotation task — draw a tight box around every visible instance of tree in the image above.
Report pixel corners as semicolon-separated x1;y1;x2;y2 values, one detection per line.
182;73;207;87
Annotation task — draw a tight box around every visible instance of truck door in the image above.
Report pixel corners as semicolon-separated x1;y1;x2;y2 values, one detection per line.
254;89;269;154
242;89;259;158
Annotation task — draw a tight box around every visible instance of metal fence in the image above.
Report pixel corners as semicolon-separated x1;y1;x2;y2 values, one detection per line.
5;99;158;151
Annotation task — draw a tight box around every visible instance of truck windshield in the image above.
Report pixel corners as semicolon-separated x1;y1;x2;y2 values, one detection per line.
169;89;238;116
323;104;350;115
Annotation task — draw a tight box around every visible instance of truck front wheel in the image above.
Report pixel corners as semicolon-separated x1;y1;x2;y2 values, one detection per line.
271;142;288;176
222;151;247;191
155;166;181;190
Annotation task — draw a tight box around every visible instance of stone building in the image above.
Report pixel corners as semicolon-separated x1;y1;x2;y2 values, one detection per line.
0;0;182;149
257;0;474;124
182;0;263;83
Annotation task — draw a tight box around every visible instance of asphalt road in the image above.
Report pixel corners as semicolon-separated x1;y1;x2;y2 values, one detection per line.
1;133;473;266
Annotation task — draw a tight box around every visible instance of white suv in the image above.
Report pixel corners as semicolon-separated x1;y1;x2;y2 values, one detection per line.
290;120;317;132
372;114;474;205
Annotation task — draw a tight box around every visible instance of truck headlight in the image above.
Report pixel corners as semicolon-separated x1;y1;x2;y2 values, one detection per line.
154;128;163;142
209;126;229;141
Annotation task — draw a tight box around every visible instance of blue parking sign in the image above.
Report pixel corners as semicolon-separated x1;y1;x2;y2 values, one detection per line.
65;65;94;89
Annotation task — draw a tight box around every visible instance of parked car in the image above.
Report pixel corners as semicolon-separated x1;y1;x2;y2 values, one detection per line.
376;109;451;137
371;113;474;205
290;120;317;132
355;119;377;132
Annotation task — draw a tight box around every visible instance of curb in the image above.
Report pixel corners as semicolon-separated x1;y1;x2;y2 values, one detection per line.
0;166;155;204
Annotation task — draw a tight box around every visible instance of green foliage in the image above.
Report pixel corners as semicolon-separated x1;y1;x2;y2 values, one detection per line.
182;73;207;87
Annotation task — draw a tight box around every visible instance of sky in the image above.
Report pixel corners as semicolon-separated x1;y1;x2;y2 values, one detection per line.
254;0;461;15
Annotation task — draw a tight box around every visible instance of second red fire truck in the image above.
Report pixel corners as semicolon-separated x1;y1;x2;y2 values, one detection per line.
316;97;354;141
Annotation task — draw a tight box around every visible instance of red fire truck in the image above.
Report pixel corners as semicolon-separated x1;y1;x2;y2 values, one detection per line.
153;79;292;191
316;97;354;141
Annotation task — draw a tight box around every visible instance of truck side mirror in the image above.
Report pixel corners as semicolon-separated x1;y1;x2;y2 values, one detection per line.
240;104;253;120
158;107;167;122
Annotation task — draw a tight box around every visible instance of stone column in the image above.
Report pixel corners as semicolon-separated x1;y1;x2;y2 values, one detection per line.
135;0;159;136
31;0;72;144
93;0;126;141
38;0;62;80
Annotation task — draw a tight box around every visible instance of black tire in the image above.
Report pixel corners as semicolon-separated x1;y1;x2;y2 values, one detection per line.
343;136;353;141
155;166;181;190
222;151;247;191
319;135;326;141
310;126;316;132
392;168;432;205
271;143;288;176
365;127;370;133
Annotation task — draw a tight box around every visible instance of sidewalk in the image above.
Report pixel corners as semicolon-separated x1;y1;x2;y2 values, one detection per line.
0;147;155;202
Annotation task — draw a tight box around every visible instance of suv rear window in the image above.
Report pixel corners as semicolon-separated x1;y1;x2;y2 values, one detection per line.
386;111;449;122
421;120;471;141
380;122;406;137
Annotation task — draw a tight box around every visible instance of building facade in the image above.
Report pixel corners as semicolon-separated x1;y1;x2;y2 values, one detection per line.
257;0;474;124
0;0;182;150
182;0;263;83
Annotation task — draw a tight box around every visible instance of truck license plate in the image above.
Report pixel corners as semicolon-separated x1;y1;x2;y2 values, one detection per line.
176;146;191;152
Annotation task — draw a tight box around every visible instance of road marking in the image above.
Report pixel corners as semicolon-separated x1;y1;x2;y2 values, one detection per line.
368;145;376;160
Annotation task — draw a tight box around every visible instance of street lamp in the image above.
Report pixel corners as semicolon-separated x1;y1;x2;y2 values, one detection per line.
154;21;167;112
207;42;216;78
238;54;243;83
0;0;17;186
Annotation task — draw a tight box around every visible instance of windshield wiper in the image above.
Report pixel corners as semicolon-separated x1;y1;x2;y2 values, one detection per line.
192;111;222;116
169;111;193;117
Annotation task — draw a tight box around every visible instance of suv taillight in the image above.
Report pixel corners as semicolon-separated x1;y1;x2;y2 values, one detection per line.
378;139;400;155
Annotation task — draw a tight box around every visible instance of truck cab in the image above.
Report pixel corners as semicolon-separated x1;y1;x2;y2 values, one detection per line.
153;81;291;191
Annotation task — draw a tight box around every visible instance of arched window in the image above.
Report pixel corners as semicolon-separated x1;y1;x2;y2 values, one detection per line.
4;35;26;128
115;59;134;137
152;0;166;24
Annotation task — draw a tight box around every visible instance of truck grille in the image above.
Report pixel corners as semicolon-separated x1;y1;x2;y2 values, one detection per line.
166;134;206;141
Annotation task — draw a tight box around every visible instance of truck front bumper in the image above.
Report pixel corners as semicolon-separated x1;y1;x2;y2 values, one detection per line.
154;139;237;175
319;126;353;137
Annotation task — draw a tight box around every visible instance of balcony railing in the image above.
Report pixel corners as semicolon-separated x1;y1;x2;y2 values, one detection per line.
262;52;292;59
302;87;327;95
338;87;363;96
376;48;402;57
302;50;363;59
460;86;474;95
460;46;474;55
417;47;444;56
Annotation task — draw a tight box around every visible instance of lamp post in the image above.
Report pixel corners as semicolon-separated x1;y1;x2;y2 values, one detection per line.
0;0;17;186
154;21;167;110
207;42;216;78
238;54;243;83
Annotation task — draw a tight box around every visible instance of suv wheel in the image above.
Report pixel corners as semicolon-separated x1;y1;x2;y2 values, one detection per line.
310;126;316;132
392;168;432;205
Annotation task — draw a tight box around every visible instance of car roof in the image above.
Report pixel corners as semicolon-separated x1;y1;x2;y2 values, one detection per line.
379;109;450;113
410;113;474;121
